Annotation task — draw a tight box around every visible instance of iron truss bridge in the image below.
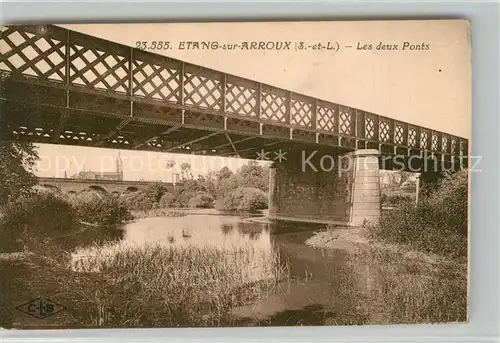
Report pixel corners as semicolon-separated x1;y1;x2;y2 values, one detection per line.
0;25;468;170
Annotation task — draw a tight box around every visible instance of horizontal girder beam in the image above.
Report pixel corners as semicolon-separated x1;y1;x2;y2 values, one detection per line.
0;24;468;162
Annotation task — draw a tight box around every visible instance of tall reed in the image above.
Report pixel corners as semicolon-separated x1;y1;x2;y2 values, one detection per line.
62;242;287;328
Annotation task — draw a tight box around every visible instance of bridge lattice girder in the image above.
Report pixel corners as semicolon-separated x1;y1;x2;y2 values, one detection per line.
0;24;468;170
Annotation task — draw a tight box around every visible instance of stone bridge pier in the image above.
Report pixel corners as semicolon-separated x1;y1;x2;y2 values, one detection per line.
268;149;381;227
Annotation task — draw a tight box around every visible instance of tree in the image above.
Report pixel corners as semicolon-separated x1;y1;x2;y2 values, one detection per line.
180;162;193;180
237;161;269;192
0;140;39;206
145;182;168;203
165;159;176;170
217;166;233;180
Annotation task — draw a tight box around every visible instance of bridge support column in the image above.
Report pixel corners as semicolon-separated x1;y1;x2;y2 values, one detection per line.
268;166;278;218
267;149;381;227
348;149;381;227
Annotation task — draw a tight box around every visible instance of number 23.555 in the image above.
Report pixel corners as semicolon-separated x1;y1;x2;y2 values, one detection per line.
136;41;171;50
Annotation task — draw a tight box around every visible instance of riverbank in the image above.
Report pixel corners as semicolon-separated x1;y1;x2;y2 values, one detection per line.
306;226;449;265
305;227;467;324
130;208;187;219
1;240;286;328
1;210;288;329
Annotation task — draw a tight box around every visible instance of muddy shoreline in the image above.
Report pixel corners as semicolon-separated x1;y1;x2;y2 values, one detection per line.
305;227;460;266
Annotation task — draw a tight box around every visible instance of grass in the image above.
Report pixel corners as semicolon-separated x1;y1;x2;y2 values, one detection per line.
351;170;467;323
1;242;287;328
57;242;288;328
342;245;467;324
304;169;469;325
366;170;468;261
130;208;187;219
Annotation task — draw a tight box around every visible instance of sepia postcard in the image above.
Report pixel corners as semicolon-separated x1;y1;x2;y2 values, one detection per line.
0;20;471;329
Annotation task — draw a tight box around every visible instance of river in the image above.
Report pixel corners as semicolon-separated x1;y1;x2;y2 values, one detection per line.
71;209;367;326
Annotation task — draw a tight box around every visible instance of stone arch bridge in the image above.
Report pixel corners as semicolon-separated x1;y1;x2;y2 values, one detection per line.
38;177;175;195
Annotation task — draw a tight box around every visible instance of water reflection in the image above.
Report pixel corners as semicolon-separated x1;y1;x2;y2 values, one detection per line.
118;215;271;252
70;210;365;326
53;224;124;253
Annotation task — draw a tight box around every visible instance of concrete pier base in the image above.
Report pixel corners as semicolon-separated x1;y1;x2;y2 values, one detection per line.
267;149;381;227
347;149;381;227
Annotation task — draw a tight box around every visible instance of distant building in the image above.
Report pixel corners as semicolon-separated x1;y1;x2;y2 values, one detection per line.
71;152;124;181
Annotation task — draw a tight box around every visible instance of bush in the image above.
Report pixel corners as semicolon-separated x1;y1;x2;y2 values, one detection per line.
425;170;468;236
144;183;169;203
121;192;154;211
188;193;214;208
70;192;132;226
220;187;268;212
171;190;197;208
0;191;76;252
159;192;176;208
367;170;468;260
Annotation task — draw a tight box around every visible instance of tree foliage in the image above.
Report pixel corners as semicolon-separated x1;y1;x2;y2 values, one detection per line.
145;182;169;203
0;140;39;206
369;169;468;260
118;161;270;212
180;162;193;180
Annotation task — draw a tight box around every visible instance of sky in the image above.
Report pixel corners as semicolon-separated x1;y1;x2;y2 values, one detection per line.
35;144;258;181
28;20;470;180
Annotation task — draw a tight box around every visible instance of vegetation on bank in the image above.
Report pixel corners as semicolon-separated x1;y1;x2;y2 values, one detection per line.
345;246;467;324
369;170;468;323
0;140;280;328
307;169;469;324
130;207;186;219
63;243;285;327
122;161;269;213
369;169;468;260
0;189;133;253
0;141;39;206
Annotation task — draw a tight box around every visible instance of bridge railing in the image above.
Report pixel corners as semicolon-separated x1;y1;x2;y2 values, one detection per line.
0;24;468;161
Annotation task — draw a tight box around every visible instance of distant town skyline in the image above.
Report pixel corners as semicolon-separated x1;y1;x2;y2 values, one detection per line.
34;143;262;182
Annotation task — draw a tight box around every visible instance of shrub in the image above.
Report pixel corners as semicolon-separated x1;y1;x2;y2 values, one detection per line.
70;192;132;226
188;193;214;208
220;187;268;212
0;191;76;252
159;192;175;208
144;183;169;203
121;192;154;211
367;170;468;260
425;170;468;236
171;190;197;208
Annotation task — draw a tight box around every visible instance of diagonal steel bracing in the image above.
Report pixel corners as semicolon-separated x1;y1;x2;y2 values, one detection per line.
165;132;220;152
132;124;183;149
0;24;469;171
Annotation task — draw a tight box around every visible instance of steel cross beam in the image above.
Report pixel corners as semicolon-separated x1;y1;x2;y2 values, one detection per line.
95;117;134;147
0;24;469;166
224;133;241;158
165;132;220;152
132;124;183;150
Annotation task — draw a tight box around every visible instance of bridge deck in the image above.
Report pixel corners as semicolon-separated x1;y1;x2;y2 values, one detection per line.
1;24;467;168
